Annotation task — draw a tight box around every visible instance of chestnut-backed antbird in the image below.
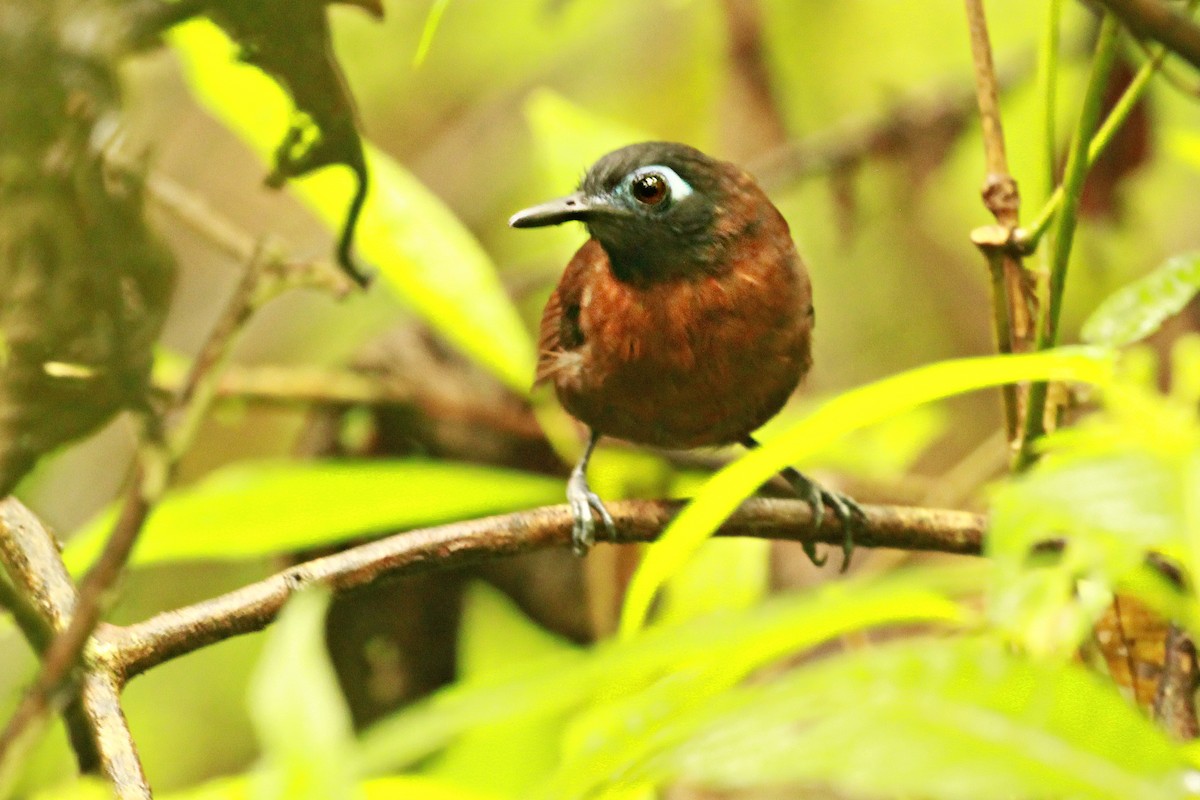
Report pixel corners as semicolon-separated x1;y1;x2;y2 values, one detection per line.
510;142;863;568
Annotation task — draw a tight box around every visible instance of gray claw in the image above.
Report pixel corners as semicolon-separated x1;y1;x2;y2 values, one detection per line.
821;489;866;573
567;471;614;555
779;467;866;570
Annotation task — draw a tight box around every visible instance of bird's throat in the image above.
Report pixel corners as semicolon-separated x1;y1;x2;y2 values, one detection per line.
599;236;725;286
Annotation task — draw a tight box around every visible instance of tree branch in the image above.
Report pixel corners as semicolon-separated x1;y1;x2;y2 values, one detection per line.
0;188;344;779
75;673;150;799
98;499;983;680
0;498;148;796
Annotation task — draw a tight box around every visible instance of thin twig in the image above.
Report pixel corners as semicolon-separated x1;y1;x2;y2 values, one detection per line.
1094;0;1200;72
0;435;166;777
106;148;355;298
96;499;984;680
964;0;1034;446
0;227;316;777
965;1;1018;219
152;363;545;440
750;77;1000;191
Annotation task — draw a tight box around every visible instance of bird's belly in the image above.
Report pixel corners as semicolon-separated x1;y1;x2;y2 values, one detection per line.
555;283;809;449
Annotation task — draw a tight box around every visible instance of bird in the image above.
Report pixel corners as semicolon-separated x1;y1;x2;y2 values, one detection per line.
510;141;862;568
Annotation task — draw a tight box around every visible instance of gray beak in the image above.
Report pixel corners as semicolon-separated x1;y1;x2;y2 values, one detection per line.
509;191;603;228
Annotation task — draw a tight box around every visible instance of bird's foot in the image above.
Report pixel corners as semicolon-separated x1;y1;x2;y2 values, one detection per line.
566;469;615;556
781;469;866;572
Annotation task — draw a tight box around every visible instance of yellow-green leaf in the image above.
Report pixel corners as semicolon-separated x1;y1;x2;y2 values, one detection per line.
170;20;535;391
63;460;563;572
249;590;354;800
1082;253;1200;347
618;347;1117;637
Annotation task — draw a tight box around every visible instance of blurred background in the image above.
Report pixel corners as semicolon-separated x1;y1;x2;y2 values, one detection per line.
6;0;1200;793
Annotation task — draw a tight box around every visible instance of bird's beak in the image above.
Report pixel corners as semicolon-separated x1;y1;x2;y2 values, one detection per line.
509;191;606;228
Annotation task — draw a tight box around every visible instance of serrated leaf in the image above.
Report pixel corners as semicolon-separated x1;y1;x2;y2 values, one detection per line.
63;459;562;572
610;639;1192;800
1082;253;1200;347
986;379;1200;653
249;590;355;800
170;20;536;391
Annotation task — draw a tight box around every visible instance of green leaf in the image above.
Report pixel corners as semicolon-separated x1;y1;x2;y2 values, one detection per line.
987;374;1200;651
249;590;355;800
455;582;580;679
169;20;536;391
806;404;947;480
361;776;506;800
159;775;249;799
355;568;972;777
1082;253;1200;347
27;778;113;800
63;459;563;572
607;638;1192;800
423;584;579;796
1167;127;1200;174
159;772;505;800
654;538;771;628
619;347;1118;637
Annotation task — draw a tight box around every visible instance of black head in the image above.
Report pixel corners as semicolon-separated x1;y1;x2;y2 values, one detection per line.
510;142;746;283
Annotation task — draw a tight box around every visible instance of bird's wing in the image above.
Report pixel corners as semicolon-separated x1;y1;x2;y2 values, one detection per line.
534;241;597;386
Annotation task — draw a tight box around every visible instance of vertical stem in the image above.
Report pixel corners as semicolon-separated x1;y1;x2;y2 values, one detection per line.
1036;0;1063;208
78;673;151;799
1020;1;1193;253
965;0;1014;198
1046;14;1126;332
964;0;1034;446
1017;13;1122;468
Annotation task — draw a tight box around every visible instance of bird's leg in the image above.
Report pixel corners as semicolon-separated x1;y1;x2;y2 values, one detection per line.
741;436;865;571
567;429;615;555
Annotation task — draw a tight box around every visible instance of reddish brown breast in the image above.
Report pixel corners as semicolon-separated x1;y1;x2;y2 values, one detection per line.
535;172;812;449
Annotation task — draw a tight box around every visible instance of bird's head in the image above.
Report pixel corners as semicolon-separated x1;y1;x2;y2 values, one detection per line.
510;142;767;283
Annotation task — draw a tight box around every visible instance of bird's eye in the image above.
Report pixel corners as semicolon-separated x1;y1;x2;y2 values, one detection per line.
631;172;669;206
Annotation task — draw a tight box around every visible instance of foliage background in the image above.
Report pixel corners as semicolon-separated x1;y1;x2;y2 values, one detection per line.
5;0;1200;797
